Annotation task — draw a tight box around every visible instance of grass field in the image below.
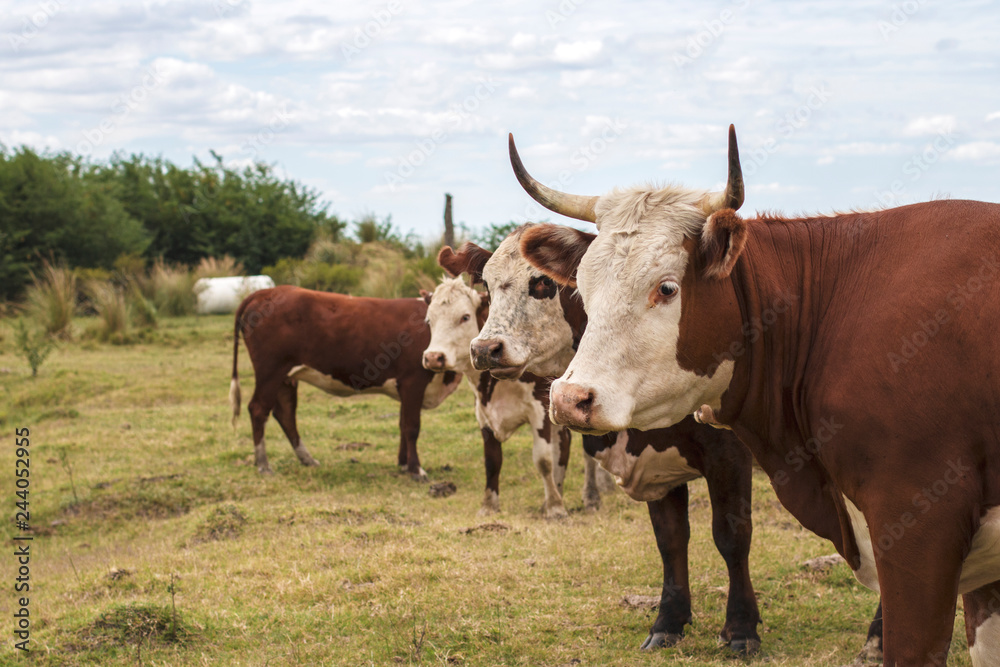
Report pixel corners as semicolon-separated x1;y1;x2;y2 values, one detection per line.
0;314;974;666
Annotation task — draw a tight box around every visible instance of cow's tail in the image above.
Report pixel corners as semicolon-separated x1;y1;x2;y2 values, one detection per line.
230;300;247;428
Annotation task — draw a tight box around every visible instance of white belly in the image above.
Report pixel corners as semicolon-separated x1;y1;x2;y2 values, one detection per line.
842;499;1000;595
288;365;400;400
592;431;701;502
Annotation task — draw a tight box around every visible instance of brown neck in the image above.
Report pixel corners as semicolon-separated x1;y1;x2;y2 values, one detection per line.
558;285;588;349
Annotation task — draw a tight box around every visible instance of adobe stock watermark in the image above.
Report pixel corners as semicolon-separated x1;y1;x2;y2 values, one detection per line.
877;0;926;41
872;458;971;557
673;0;751;70
6;0;64;52
238;103;293;162
742;84;831;177
512;117;628;223
546;0;587;29
383;77;499;192
871;126;957;209
213;0;247;19
887;253;1000;373
341;0;402;62
704;289;799;377
76;62;167;156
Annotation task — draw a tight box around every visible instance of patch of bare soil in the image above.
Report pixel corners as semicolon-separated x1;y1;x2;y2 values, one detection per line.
428;481;456;498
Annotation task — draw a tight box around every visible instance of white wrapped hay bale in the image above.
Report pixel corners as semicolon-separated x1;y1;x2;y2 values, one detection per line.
194;275;275;315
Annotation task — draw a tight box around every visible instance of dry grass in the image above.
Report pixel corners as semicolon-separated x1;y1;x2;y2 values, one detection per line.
194;256;245;280
86;281;131;343
0;314;975;666
147;259;196;317
25;259;77;339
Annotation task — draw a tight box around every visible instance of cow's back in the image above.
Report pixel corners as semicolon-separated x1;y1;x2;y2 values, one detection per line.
239;286;431;388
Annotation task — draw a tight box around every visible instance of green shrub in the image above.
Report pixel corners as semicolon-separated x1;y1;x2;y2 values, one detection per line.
14;319;55;377
300;262;362;293
260;257;303;286
25;260;76;339
129;287;158;330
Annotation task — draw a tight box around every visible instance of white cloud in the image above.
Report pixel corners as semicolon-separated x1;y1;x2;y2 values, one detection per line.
947;142;1000;162
552;40;603;64
509;32;537;51
902;115;957;137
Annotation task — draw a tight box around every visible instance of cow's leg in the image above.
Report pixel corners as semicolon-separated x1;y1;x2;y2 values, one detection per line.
480;426;502;515
641;485;692;650
272;380;319;467
581;435;604;511
553;427;571;496
876;533;962;666
852;602;883;666
530;416;567;519
248;378;282;475
397;381;426;481
964;581;1000;667
702;441;760;655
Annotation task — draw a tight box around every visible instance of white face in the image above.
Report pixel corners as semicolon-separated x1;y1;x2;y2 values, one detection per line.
550;187;735;433
423;277;482;374
473;228;576;378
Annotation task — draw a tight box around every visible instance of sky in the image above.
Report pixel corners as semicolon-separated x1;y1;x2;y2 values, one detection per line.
3;0;999;239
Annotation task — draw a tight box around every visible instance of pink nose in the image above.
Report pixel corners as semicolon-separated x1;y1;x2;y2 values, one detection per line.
422;351;446;371
551;382;595;428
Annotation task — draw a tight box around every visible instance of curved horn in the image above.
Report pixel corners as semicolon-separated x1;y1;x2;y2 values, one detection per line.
704;124;745;213
508;133;598;223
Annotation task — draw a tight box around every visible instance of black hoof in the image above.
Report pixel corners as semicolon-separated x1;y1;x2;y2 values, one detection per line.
640;632;682;650
727;637;761;656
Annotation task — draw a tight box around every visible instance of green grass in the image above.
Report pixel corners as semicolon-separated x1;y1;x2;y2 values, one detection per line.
0;315;973;665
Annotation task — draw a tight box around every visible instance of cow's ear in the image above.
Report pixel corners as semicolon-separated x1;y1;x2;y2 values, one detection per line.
699;209;747;280
519;224;595;288
419;289;433;304
437;242;492;284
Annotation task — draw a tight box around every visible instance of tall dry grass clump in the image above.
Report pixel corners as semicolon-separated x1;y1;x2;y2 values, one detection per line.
87;282;130;343
194;255;244;280
25;260;77;339
148;259;196;316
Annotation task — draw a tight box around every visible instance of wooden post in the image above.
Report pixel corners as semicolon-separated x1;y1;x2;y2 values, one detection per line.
443;193;454;248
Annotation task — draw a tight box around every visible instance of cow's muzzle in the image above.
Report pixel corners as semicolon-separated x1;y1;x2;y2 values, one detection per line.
551;382;599;430
470;337;525;379
422;351;448;372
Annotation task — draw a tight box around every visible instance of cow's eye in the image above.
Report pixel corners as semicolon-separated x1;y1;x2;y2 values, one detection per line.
649;280;680;307
460;314;470;323
658;282;678;297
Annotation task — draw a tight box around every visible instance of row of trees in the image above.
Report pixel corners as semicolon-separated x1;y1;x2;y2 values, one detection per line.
0;146;340;301
0;144;526;304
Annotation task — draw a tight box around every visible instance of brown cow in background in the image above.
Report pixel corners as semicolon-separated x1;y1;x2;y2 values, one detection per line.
230;286;462;479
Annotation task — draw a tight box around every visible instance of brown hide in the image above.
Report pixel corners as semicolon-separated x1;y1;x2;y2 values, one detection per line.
233;286;450;477
677;199;1000;664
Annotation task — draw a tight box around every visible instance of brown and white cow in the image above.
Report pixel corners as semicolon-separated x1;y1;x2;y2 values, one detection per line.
230;286;462;479
512;126;999;666
438;232;764;654
421;275;586;518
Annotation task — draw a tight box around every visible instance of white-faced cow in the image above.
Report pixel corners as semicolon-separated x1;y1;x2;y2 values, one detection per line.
511;126;999;666
437;232;764;654
230;286;462;479
421;275;584;518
